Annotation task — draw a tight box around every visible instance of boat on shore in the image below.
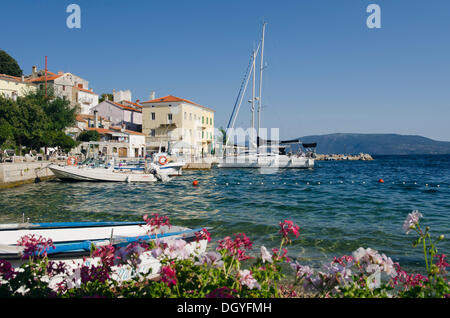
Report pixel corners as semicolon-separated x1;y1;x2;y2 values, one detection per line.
0;221;209;281
48;158;173;182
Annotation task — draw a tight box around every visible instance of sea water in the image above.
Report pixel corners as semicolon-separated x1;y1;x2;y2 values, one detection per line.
1;155;449;272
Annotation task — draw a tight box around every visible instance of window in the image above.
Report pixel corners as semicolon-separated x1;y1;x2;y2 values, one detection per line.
151;112;155;120
202;116;204;124
168;113;173;121
202;131;204;139
150;129;155;137
184;112;186;120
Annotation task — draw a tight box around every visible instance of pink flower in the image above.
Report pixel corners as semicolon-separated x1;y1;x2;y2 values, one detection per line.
195;228;211;243
46;261;69;277
238;269;261;290
272;247;290;262
206;287;237;298
392;263;429;288
402;210;422;234
279;220;300;243
0;260;15;280
217;233;253;261
92;245;117;268
17;234;55;259
435;254;449;273
143;213;171;233
160;263;177;287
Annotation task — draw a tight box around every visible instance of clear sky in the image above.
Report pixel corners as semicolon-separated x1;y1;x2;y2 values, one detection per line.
1;0;449;141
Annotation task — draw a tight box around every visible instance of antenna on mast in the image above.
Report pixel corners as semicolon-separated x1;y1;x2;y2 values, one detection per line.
45;56;48;97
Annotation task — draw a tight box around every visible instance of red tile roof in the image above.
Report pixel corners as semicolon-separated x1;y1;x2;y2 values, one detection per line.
106;100;142;112
110;126;145;136
86;127;113;135
122;100;142;108
26;73;63;83
76;87;98;95
0;74;23;82
76;114;110;123
140;95;215;112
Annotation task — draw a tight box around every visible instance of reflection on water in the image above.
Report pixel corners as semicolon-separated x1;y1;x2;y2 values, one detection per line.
0;155;449;272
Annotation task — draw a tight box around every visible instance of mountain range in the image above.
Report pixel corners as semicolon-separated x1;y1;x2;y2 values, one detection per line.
296;133;450;155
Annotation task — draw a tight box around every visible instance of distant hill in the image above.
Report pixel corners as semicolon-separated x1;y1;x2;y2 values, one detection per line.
296;133;450;155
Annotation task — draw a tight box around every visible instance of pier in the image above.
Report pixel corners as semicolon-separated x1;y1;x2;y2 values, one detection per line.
314;153;373;161
0;162;56;188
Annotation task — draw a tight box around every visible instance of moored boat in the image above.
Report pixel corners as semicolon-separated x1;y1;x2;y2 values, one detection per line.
48;160;170;182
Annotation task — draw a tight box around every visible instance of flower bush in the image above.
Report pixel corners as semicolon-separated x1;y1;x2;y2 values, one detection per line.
0;210;447;298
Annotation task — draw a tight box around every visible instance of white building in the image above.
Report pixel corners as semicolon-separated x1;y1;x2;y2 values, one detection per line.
75;87;99;114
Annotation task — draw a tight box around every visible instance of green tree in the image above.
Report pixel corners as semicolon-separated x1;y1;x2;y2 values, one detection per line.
77;130;100;142
99;93;113;103
0;89;78;154
0;50;23;77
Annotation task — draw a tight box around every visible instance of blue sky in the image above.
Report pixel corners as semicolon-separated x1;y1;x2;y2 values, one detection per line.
1;0;450;141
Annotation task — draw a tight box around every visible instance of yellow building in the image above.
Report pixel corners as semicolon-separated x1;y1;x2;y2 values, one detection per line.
0;74;36;100
141;95;215;157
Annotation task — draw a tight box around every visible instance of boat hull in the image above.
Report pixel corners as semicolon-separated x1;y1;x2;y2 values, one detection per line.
49;164;159;182
0;221;209;283
217;155;314;169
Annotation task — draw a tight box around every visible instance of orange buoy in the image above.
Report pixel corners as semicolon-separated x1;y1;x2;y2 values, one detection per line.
67;156;78;166
158;155;168;165
378;179;384;183
193;180;199;186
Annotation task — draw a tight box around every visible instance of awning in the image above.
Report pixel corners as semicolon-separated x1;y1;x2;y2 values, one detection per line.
111;132;129;137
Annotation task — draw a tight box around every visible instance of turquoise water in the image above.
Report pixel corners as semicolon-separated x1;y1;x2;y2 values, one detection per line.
1;155;449;272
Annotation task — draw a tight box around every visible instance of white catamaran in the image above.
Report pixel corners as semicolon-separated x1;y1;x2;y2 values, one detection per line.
218;23;316;169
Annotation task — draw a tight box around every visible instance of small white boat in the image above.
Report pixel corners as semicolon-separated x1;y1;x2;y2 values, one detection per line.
150;152;185;176
0;221;207;257
0;221;209;283
48;161;170;182
218;152;314;169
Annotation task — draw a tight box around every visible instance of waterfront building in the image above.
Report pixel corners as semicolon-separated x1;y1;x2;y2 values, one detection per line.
0;73;37;100
76;126;146;158
74;86;99;114
65;113;112;139
90;99;142;132
25;66;97;110
141;94;215;157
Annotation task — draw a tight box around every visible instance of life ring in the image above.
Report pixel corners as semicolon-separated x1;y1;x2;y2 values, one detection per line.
158;155;168;165
67;156;78;166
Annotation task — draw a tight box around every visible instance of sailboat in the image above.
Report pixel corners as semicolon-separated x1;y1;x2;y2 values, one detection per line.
218;23;315;169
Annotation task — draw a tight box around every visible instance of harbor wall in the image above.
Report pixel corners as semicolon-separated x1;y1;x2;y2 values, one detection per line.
0;162;55;188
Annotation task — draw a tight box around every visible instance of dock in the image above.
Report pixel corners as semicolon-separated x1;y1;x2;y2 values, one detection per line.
0;162;56;188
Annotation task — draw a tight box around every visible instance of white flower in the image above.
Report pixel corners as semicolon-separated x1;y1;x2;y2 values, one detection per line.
260;246;273;264
402;210;422;234
195;252;224;268
238;269;261;290
290;261;314;279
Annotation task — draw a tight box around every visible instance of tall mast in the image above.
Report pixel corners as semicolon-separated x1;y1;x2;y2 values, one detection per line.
257;22;266;150
45;56;48;97
250;48;256;150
